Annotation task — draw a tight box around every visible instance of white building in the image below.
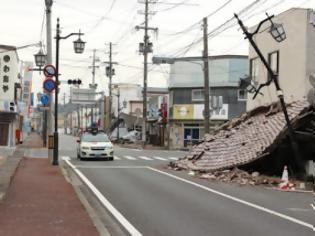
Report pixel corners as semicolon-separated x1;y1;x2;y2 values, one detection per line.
247;8;315;110
111;83;141;116
0;45;21;146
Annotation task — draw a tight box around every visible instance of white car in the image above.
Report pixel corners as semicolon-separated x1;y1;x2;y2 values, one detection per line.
77;131;114;160
122;130;141;142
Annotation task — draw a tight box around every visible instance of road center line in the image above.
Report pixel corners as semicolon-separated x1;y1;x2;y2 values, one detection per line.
147;167;314;230
63;157;143;236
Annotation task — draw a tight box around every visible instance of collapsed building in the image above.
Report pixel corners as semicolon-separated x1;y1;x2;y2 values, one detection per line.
172;100;315;178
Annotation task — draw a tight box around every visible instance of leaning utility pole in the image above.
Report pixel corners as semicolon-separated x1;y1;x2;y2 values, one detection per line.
203;17;210;134
136;0;158;144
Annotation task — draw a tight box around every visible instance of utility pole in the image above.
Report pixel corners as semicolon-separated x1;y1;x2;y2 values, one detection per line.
63;93;66;134
117;88;120;140
104;42;117;131
108;43;112;127
203;17;210;134
89;49;98;125
136;0;158;144
43;0;53;147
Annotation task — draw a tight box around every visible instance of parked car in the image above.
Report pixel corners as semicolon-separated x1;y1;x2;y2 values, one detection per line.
110;127;129;141
122;130;141;143
77;130;114;160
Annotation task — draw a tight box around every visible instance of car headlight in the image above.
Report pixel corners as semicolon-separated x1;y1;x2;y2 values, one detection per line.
81;146;90;150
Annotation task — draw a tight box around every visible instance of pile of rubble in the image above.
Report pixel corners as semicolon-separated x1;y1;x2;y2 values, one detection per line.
169;162;283;186
198;168;281;186
172;100;312;172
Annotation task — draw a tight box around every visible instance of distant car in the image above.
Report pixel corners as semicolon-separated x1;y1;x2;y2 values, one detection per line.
77;131;114;160
110;127;129;141
122;130;141;142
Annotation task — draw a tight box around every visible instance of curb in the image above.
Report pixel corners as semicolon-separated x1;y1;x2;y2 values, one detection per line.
266;187;314;194
0;148;25;202
60;158;127;236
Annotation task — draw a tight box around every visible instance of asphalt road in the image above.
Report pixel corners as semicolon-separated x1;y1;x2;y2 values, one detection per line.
60;134;315;236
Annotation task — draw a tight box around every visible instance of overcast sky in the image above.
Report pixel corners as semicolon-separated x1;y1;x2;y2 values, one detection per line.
1;0;314;101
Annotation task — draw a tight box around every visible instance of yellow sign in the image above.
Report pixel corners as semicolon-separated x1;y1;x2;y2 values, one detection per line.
173;105;194;119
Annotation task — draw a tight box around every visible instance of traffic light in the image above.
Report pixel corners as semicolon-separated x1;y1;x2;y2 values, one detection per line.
67;79;82;85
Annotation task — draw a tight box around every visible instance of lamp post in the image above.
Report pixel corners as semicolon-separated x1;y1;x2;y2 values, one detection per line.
53;18;85;165
234;13;302;171
34;45;48;146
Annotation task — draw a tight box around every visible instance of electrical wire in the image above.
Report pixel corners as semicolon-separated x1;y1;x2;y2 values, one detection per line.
165;0;268;57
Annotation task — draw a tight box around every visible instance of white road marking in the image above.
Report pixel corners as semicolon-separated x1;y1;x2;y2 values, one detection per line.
123;155;137;160
169;157;178;160
62;156;71;161
114;156;121;160
138;156;153;160
153;156;167;161
287;208;311;212
147;167;314;231
62;157;143;236
75;165;147;169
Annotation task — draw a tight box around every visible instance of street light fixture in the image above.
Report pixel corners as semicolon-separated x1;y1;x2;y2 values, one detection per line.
73;33;86;54
34;48;46;68
234;13;302;172
53;18;86;165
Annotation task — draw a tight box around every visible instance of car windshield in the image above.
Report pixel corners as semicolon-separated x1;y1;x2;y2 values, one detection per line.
81;133;110;142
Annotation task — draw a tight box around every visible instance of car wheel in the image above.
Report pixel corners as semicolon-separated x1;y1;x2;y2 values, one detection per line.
109;156;114;161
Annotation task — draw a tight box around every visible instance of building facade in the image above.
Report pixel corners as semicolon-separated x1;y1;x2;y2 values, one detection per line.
247;8;315;110
168;55;248;149
0;45;21;146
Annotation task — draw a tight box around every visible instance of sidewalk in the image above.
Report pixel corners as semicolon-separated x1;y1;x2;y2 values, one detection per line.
0;133;99;236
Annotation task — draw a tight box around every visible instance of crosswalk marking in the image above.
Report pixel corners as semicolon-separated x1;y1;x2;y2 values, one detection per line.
153;156;167;161
123;155;137;160
138;156;153;160
114;156;121;160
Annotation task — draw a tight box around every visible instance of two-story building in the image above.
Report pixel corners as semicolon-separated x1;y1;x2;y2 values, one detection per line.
168;55;248;149
247;8;315;110
0;45;21;146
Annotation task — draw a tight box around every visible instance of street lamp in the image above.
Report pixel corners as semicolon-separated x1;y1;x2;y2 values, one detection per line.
34;47;46;68
53;18;86;165
234;13;302;171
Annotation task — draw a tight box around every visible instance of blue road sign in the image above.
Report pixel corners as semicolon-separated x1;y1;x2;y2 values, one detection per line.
43;78;56;93
40;94;49;105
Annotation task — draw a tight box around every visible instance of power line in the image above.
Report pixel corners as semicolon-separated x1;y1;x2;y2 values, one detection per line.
165;0;268;57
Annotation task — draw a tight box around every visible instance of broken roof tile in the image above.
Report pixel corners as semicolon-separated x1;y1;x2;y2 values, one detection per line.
175;100;311;171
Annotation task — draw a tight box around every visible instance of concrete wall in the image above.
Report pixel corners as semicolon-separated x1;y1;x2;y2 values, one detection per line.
247;8;315;110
